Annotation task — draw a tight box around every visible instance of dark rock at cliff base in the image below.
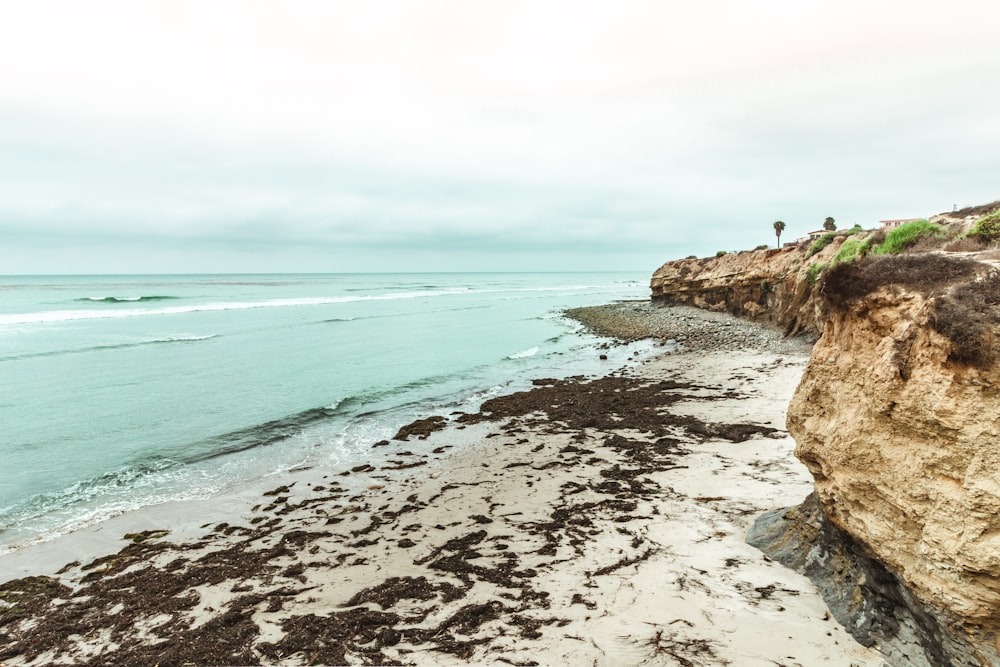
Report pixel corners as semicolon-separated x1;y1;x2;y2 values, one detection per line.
748;494;998;667
784;259;1000;666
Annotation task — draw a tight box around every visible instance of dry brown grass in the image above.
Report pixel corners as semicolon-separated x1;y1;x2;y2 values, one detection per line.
867;228;887;246
944;236;988;252
822;254;999;368
931;271;1000;368
950;201;1000;218
907;234;951;253
820;254;980;310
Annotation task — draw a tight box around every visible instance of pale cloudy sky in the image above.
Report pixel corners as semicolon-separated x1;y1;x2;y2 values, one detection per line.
2;0;999;274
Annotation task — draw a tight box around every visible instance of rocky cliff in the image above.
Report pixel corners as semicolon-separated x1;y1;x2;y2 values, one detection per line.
649;234;853;337
649;212;987;339
651;224;1000;666
779;257;1000;666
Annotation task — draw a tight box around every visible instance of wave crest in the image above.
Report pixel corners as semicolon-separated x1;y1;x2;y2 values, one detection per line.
78;295;179;303
1;334;218;362
5;289;471;326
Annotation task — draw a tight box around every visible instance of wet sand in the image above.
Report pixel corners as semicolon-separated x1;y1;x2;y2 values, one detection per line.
0;306;883;666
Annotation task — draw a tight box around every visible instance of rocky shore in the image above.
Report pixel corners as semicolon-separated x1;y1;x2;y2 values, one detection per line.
566;301;815;354
1;305;886;666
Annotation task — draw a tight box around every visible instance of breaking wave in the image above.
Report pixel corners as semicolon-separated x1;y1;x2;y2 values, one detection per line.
77;295;180;303
0;335;218;362
3;289;471;326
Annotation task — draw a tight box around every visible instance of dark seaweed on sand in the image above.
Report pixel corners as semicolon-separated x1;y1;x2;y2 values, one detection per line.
1;371;771;666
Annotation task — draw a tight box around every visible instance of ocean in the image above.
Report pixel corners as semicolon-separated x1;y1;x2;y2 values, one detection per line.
0;272;650;553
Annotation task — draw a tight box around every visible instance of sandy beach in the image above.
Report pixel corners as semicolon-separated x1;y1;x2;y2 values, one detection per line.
1;304;885;666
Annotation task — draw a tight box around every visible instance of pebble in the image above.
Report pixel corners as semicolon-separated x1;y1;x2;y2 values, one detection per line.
565;301;815;355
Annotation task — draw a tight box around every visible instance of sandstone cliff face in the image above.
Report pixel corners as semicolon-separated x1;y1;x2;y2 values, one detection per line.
787;279;1000;664
649;234;865;337
652;234;1000;664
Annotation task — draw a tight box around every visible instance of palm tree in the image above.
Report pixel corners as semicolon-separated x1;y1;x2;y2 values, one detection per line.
773;220;786;248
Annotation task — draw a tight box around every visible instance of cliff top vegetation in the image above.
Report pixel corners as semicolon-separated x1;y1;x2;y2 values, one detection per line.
798;212;1000;287
822;254;999;368
821;254;980;310
652;199;1000;341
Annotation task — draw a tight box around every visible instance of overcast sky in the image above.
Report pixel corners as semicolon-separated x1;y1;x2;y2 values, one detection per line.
3;1;999;274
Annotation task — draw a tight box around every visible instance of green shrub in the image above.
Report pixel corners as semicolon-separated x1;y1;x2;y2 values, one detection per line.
872;219;946;255
805;233;836;259
970;211;1000;244
831;237;872;265
755;244;770;251
715;250;727;257
806;262;827;285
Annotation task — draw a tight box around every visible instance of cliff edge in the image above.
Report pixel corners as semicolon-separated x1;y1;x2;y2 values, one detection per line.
651;212;1000;666
649;232;855;337
779;255;1000;665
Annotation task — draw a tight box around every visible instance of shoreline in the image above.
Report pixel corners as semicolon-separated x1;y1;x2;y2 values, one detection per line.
0;305;881;666
567;300;817;352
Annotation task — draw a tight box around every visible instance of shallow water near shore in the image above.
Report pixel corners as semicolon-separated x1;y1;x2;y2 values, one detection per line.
0;272;648;552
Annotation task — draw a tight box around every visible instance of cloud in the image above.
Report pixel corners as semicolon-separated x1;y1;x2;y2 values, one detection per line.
2;1;1000;273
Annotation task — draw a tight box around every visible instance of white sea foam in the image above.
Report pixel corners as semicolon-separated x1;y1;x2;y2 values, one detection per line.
0;488;215;557
508;346;540;359
153;334;218;343
461;384;508;406
502;285;592;292
1;289;471;326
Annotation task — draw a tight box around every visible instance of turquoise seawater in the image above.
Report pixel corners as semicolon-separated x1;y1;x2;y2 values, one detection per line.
0;273;648;550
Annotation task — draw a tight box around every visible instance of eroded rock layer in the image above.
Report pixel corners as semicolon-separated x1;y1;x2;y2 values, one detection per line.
748;494;968;667
650;238;846;337
786;278;1000;665
652;240;1000;666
